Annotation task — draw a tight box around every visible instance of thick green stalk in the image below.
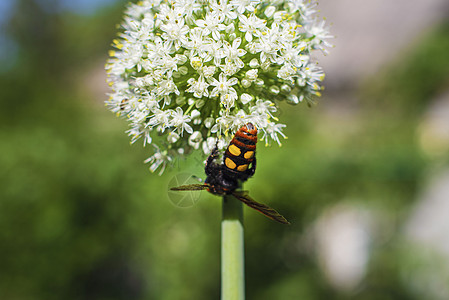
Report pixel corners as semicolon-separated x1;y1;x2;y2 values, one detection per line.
221;193;245;300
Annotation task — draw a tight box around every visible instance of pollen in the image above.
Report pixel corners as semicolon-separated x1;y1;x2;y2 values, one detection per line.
112;40;123;49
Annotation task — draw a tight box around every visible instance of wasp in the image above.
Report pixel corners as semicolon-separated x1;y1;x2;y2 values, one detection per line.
119;98;128;111
170;123;290;225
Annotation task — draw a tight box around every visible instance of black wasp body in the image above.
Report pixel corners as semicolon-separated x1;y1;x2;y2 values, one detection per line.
171;123;289;225
205;122;257;195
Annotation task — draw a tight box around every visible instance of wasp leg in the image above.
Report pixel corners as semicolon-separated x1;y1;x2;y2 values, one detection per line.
211;140;219;158
246;156;257;177
205;141;221;177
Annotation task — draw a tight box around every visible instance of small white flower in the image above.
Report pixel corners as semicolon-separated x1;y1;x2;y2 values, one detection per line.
196;12;226;40
251;100;277;119
185;28;207;56
223;38;246;68
203;39;225;66
231;0;259;14
170;107;193;135
187;75;210;98
239;14;266;42
220;91;238;109
211;0;237;21
144;146;172;175
210;73;238;98
202;65;216;78
157;4;184;24
148;109;171;131
219;62;240;76
160;18;190;49
278;63;296;81
305;19;333;54
155;78;179;96
289;0;318;22
264;122;287;146
174;0;202;21
230;109;250;129
211;113;231;136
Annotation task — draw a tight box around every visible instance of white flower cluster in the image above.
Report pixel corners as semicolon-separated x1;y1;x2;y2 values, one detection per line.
106;0;332;174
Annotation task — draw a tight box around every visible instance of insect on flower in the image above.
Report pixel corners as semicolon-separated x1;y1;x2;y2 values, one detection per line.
171;123;290;225
119;98;128;111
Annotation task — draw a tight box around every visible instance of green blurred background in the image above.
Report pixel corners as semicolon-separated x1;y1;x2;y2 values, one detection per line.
1;0;449;299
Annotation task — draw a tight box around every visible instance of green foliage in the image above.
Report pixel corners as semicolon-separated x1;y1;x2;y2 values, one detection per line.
363;20;449;115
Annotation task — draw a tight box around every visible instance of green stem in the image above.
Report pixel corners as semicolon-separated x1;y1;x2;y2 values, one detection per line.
221;193;245;300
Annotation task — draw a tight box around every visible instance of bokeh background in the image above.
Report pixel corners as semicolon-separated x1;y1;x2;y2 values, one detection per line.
1;0;449;299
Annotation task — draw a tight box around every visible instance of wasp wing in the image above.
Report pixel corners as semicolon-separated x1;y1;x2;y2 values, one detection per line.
232;191;290;225
170;184;209;191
